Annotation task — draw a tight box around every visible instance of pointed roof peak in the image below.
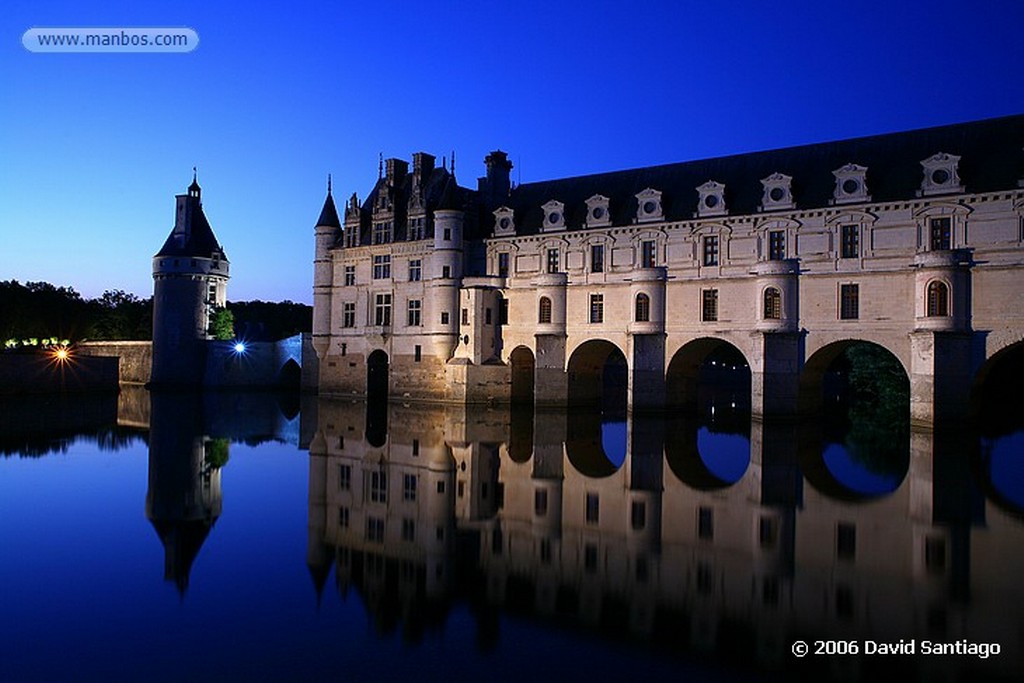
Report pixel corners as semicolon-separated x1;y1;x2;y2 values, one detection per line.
316;184;341;229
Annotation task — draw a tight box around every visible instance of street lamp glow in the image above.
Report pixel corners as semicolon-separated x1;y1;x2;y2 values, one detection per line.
233;342;246;354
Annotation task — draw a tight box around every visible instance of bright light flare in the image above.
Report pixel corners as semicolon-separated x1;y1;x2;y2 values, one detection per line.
233;342;246;354
51;345;72;363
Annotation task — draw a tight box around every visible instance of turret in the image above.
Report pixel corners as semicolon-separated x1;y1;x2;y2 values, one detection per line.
313;176;340;360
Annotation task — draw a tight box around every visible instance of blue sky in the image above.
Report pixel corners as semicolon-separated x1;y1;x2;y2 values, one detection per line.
3;1;1024;304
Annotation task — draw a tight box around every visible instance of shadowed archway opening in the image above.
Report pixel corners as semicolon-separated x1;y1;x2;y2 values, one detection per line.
276;358;301;389
799;341;910;499
366;350;389;448
971;341;1024;514
509;346;535;406
567;340;627;416
666;339;751;417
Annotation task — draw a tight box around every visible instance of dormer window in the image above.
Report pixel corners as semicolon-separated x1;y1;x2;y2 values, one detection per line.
585;194;611;227
760;173;794;211
696;181;727;217
541;200;565;232
493;206;516;236
832;164;870;204
636;188;663;223
919;153;963;196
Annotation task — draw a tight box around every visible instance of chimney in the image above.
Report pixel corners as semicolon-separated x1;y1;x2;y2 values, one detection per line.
412;152;435;185
482;150;513;204
385;158;408;186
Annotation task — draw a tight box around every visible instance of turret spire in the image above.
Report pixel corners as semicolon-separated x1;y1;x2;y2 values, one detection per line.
327;173;332;195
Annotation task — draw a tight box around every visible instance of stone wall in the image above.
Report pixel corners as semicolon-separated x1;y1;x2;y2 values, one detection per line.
76;341;153;384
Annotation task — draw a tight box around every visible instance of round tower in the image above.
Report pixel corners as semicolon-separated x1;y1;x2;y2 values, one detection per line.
151;172;230;385
312;175;341;360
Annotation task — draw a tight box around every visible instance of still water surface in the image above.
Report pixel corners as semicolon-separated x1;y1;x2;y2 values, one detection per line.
0;389;1021;682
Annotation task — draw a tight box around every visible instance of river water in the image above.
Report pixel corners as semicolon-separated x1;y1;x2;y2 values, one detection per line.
0;387;1020;682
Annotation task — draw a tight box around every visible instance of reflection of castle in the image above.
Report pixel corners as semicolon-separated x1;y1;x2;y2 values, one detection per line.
307;400;1024;677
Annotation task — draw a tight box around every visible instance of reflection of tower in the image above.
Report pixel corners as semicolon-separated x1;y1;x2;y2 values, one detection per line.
151;173;229;385
146;392;224;594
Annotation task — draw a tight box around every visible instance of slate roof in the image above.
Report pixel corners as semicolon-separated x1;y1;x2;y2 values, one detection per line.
156;191;228;260
316;191;341;229
490;114;1024;235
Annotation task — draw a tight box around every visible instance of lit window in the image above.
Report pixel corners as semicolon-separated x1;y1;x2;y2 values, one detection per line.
702;289;718;322
538;297;552;324
635;293;650;322
641;240;656;268
768;230;786;260
840;284;859;320
703;235;719;266
589;294;603;323
841;224;859;258
927;281;949;317
763;287;781;320
930;217;951;250
546;248;560;273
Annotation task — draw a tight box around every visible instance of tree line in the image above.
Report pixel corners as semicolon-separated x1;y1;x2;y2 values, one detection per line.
1;280;311;346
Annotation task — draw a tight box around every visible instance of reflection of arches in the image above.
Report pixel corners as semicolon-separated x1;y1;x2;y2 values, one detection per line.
367;350;389;400
664;414;750;490
798;424;907;501
508;405;534;463
665;338;751;414
510;346;535;405
276;358;301;388
567;340;627;413
971;340;1024;431
566;410;625;478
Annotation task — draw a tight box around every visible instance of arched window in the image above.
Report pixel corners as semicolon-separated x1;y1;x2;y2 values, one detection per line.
635;293;650;322
763;287;782;320
538;296;552;324
927;281;949;317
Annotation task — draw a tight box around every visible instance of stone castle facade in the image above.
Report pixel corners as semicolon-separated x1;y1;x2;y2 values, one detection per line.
312;115;1024;422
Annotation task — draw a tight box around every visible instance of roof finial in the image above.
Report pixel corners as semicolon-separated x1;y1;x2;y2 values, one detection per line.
378;153;383;179
451;150;456;175
193;166;197;183
327;173;332;195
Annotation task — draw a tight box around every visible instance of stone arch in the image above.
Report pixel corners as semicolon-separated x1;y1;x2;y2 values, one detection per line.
665;338;752;414
971;338;1024;430
276;358;301;388
509;345;535;405
365;350;389;447
566;339;628;413
799;338;909;415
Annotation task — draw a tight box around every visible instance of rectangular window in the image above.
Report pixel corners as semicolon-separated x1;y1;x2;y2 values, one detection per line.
546;248;559;274
338;464;351;491
485;307;492;325
589;294;604;323
344;265;355;286
412;439;419;456
840;224;859;258
701;289;718;322
345;228;358;248
443;228;451;241
837;523;856;561
591;244;604;273
372;254;391;279
703;235;719;266
698;506;714;540
631;501;646;530
641;240;656;268
442;265;451;279
401;518;415;542
408;259;422;281
373;221;392;245
839;284;859;320
338;506;349;529
407;299;421;327
368;469;387;503
461;308;469;326
414;345;422;362
498;252;509;277
403;473;417;502
500;299;509;325
768;230;786;260
342;302;355;328
534;489;548;516
930;217;951;250
585;492;599;524
366;517;384;543
436;480;445;494
408;217;424;241
440;311;449;325
374;293;392;326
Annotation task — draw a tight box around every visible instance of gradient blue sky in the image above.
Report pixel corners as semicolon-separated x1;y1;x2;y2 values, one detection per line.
3;1;1024;304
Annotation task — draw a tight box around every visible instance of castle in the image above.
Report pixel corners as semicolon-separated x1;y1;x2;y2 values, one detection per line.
313;115;1024;422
